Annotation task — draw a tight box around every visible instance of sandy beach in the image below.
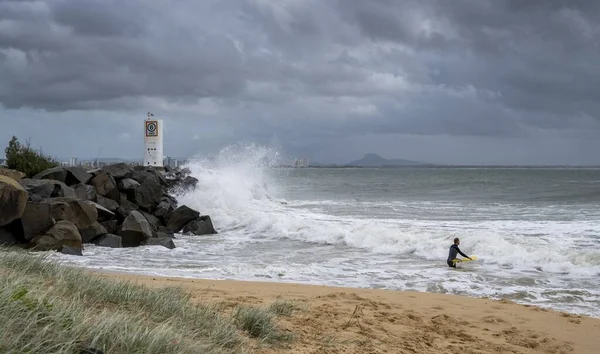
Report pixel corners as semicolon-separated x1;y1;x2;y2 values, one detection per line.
97;272;600;354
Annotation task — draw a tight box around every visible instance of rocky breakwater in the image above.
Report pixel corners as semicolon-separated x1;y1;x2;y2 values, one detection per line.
0;164;216;256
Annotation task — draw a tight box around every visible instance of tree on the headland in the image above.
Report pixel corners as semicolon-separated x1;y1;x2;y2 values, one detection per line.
4;136;59;177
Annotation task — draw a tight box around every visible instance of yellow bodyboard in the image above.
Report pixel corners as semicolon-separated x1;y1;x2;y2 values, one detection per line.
452;255;478;263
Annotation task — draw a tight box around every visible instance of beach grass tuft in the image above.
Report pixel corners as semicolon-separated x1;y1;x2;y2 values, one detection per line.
0;248;292;353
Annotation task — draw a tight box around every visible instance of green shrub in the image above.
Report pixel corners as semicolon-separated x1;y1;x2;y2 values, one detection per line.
4;136;59;177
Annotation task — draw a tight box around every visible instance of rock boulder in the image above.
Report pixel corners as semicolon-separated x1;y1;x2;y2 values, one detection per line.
100;163;133;179
48;198;98;229
143;237;176;249
89;172;120;202
29;220;83;253
86;201;115;222
94;234;122;248
20;201;55;241
79;221;108;243
100;220;118;234
117;210;153;247
19;179;77;200
166;205;200;233
0;168;26;181
182;215;217;236
0;175;28;227
74;184;97;201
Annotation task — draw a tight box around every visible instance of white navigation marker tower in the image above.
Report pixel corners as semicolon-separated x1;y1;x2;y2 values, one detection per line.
143;112;164;167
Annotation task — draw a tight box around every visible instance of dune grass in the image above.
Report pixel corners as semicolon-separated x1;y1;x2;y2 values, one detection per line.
0;248;292;353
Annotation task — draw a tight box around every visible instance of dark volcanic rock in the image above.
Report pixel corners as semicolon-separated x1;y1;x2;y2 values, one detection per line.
96;195;119;213
100;220;118;234
130;173;162;211
143;237;175;249
0;176;28;227
140;210;161;231
166;205;199;233
60;245;83;256
117;210;153;247
117;178;140;191
120;198;139;213
32;167;68;183
154;198;176;221
20;201;55;241
157;231;175;238
86;201;115;222
19;179;77;200
29;220;83;254
48;198;98;229
32;166;92;186
74;184;97;202
79;221;108;243
182;215;217;236
100;163;133;179
89;172;120;202
94;234;122;248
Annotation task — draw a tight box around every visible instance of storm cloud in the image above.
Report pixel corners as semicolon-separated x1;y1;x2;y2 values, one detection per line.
1;0;599;164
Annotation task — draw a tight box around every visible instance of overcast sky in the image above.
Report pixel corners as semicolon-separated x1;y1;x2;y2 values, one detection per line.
1;0;600;165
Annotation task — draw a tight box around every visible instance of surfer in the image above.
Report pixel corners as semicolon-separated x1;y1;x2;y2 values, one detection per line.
447;238;471;268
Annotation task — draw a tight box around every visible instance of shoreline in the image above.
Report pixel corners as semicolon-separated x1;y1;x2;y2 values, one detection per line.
94;269;600;354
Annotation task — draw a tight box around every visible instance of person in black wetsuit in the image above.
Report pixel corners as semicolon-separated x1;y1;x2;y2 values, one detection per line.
447;237;471;268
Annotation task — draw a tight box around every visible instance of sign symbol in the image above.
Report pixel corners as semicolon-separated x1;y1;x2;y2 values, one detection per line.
145;120;158;137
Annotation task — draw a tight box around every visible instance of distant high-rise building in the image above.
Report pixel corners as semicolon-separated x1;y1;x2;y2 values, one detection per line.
70;157;78;166
293;157;309;168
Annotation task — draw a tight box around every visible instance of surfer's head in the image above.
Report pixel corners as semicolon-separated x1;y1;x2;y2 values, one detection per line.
454;238;460;245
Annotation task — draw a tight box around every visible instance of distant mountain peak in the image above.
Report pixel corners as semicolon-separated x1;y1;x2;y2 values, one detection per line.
347;153;424;167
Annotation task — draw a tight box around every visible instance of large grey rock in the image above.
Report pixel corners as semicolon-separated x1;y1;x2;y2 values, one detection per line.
153;197;176;221
157;231;175;238
100;163;133;179
32;166;92;186
20;201;55;241
130;173;162;211
117;178;140;191
48;198;98;229
32;167;68;183
143;237;176;249
60;245;82;256
117;210;153;247
86;201;115;222
94;234;122;248
74;184;97;202
128;167;168;187
182;215;217;236
0;176;28;227
96;195;119;213
100;220;118;234
29;220;83;253
140;210;161;231
19;179;77;200
120;198;139;213
79;221;107;243
166;205;199;233
89;172;120;202
0;168;25;181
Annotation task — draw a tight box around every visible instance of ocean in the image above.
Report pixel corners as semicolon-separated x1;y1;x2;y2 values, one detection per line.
53;145;600;318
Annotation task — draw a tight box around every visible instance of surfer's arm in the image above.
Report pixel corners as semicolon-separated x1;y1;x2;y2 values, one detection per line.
456;247;470;259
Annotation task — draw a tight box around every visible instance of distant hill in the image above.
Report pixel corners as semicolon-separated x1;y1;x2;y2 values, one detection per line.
346;153;425;167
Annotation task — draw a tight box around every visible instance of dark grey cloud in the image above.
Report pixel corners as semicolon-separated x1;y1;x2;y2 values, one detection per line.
1;0;600;164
